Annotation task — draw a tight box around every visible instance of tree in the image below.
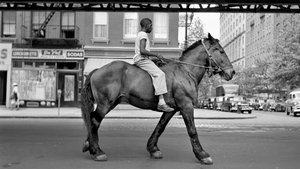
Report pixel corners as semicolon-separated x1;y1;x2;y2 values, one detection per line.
187;16;205;45
187;16;221;100
271;14;300;90
229;58;274;98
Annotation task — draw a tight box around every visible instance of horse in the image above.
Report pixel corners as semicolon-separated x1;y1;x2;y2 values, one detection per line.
81;33;235;165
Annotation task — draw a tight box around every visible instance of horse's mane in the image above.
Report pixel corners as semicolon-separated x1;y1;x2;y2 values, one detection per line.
180;40;204;61
181;39;204;56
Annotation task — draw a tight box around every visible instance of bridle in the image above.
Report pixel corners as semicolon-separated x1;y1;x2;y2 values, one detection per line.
162;39;232;76
201;39;231;76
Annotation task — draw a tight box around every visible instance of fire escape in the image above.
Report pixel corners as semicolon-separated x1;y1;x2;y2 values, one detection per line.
21;5;80;48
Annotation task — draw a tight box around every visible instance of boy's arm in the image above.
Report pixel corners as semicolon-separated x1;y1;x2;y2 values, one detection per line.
140;39;163;59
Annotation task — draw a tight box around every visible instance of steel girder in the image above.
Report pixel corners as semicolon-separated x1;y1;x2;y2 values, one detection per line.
0;1;299;13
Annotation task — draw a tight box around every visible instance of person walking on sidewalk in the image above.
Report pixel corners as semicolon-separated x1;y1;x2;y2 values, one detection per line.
10;83;19;110
133;18;174;113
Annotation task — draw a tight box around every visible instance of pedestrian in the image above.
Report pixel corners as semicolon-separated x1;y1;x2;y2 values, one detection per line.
133;18;174;112
10;83;19;110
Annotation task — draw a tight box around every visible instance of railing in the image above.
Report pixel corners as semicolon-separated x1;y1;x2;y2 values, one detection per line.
21;25;80;40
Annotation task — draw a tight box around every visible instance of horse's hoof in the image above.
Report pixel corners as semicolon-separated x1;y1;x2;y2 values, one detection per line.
200;157;213;165
150;151;163;159
93;154;108;161
82;141;89;152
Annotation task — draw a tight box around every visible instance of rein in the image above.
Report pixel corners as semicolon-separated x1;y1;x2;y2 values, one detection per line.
162;58;211;69
161;39;230;75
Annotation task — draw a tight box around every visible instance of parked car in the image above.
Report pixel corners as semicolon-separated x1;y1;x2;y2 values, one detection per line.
274;102;286;112
221;95;252;114
257;99;266;111
198;99;210;109
286;88;300;116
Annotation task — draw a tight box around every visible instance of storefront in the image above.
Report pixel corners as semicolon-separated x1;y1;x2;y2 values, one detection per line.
11;48;84;107
0;43;12;107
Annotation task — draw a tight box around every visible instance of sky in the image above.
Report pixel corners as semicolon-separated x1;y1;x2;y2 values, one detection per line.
178;12;220;44
194;12;220;39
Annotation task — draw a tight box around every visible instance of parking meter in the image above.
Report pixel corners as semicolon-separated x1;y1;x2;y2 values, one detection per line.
57;89;62;116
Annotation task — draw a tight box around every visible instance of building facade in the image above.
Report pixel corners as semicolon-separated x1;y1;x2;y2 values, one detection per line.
219;13;247;69
0;11;181;108
245;13;299;68
82;12;181;75
245;13;276;67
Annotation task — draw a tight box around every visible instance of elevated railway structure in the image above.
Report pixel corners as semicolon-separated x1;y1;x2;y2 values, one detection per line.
0;1;299;13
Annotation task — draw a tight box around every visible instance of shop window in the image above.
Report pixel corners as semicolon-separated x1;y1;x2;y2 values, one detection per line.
11;69;56;101
57;62;77;69
123;13;138;39
2;11;16;37
45;62;56;69
13;61;22;68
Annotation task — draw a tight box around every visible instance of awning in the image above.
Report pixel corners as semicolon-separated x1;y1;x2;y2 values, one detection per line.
83;58;133;75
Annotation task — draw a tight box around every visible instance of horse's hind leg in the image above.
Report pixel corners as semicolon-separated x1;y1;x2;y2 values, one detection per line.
147;112;175;159
83;106;109;161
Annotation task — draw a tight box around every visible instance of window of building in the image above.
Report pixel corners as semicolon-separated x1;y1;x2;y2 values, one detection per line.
123;13;138;39
12;61;22;68
35;62;45;68
62;12;75;38
94;12;108;39
2;11;16;37
45;62;56;69
24;61;34;68
32;11;51;37
153;13;169;40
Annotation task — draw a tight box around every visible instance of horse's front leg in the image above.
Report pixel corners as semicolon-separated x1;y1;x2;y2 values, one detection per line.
180;104;213;165
147;112;176;159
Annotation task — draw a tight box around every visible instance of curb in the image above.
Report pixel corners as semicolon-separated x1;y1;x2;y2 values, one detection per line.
0;115;256;120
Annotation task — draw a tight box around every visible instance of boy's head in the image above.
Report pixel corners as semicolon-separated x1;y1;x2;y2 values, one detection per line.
140;18;152;33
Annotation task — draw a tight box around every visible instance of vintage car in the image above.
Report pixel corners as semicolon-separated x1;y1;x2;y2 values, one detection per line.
286;88;300;116
274;102;286;112
221;96;253;114
198;99;210;109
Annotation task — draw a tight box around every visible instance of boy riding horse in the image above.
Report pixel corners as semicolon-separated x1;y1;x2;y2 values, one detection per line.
134;18;174;112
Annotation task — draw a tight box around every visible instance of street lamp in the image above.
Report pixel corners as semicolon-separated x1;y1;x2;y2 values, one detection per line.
179;12;194;49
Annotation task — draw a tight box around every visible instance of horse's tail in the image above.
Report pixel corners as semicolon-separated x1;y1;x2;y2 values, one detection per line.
81;69;98;151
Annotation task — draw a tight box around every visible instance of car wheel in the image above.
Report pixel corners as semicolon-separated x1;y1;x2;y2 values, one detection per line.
248;110;252;114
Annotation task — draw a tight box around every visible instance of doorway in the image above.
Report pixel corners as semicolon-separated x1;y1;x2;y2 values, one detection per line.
58;72;78;107
0;71;7;105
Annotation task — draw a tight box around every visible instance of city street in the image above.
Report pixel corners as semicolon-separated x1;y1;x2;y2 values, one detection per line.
1;110;300;169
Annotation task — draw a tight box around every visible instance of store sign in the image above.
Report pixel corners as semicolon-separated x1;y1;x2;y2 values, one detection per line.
66;51;84;58
0;43;12;70
12;49;84;60
41;49;64;59
12;50;38;58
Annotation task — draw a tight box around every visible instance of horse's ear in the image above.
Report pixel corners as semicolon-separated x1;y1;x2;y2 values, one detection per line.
208;33;214;40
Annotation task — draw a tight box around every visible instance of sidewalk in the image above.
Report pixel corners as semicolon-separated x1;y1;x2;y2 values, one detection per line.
0;105;256;119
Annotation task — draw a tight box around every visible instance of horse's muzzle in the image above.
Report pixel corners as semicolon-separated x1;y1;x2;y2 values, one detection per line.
222;68;235;81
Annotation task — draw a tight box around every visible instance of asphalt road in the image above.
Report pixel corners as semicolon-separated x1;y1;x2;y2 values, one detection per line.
1;110;300;169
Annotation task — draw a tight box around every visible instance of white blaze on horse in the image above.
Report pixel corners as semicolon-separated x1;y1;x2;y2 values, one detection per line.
81;33;235;165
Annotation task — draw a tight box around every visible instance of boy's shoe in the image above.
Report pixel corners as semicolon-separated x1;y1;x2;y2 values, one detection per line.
157;104;174;112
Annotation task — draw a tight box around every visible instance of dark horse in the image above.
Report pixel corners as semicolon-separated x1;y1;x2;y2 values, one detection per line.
81;33;235;165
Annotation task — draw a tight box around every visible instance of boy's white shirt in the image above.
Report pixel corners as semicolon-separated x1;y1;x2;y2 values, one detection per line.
133;31;151;62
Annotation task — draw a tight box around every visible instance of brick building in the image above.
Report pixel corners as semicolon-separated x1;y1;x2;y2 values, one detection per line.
0;11;181;108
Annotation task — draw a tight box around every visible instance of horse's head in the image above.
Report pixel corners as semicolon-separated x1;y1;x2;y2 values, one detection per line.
203;33;235;81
